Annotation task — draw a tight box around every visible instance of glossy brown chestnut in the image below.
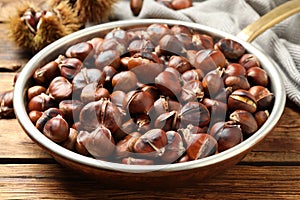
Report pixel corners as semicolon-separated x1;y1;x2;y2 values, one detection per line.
228;89;257;113
112;71;138;92
128;39;154;55
133;129;168;157
75;131;90;156
0;90;14;119
224;75;250;91
81;126;115;158
181;69;205;83
28;110;43;125
247;67;269;87
168;55;191;74
159;34;186;56
95;50;121;70
161;131;185;163
202;73;224;98
105;28;128;43
61;128;78;151
28;93;56;112
27;85;46;100
43;115;70;143
96;38;127;56
248;86;274;110
33;61;60;86
57;56;83;81
48;76;73;101
184;133;218;160
180;102;210;127
192;33;214;50
59;100;84;123
230;110;258;135
154;111;180;131
224;63;246;77
130;0;144;16
80;82;110;103
123;90;154;115
79;99;122;133
209;121;243;152
155;71;181;98
115;132;141;158
202;98;227;124
193;49;227;73
35;108;64;132
215;38;245;60
180;79;204;102
150;96;181;119
146;23;170;45
65;42;94;62
131;63;164;84
254;110;269;128
239;53;260;69
171;0;192;10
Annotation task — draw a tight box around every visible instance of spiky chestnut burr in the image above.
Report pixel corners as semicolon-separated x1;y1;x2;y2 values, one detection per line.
9;1;82;53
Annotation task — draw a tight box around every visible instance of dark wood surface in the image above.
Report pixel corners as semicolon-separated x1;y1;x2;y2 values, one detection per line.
0;1;300;199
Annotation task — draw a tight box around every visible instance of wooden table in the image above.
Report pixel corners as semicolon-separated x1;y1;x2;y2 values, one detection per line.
0;1;300;199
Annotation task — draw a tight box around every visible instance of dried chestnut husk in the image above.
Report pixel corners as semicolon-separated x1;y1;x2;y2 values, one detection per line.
209;121;243;152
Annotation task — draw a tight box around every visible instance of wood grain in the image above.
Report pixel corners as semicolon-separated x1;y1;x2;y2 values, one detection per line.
0;164;299;199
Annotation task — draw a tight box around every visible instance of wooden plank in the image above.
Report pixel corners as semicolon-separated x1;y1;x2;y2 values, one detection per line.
0;164;299;199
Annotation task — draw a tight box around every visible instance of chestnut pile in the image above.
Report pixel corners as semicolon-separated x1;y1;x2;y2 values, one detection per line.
26;23;274;165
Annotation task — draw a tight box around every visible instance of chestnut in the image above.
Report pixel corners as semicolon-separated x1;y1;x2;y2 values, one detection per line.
224;75;250;91
110;90;126;111
33;61;60;86
155;71;181;98
75;131;90;156
146;23;170;45
174;33;194;50
170;25;193;36
180;79;204;102
80;82;110;103
132;63;165;85
61;128;78;151
72;68;106;96
123;90;154;115
193;49;227;73
128;39;154;55
115;132;141;158
35;108;64;132
161;131;185;163
181;69;205;83
59;100;84;123
215;38;245;60
209;121;243;152
79;99;122;133
48;76;73;101
159;34;186;56
57;56;83;80
192;34;214;50
202;98;227;124
28;93;56;112
112;71;138;92
28;110;43;124
103;65;117;83
254;110;269;128
180;102;210;127
247;67;269;87
96;38;127;56
168;55;191;73
224;63;246;77
171;0;192;10
154;111;180;131
133;129;168;157
184;133;218;160
239;53;260;69
27;85;46;100
248;86;274;110
202;72;224;98
80;126;115;158
65;42;94;62
149;96;181;119
230;110;258;135
105;28;128;42
43;115;70;143
95;50;121;70
228;89;257;113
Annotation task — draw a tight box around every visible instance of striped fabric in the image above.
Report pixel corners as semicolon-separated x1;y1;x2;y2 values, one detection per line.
114;0;300;106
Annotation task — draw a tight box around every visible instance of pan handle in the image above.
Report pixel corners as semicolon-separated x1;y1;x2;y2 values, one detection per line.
237;0;300;42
